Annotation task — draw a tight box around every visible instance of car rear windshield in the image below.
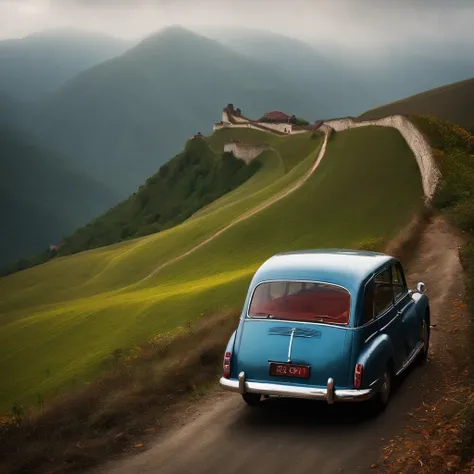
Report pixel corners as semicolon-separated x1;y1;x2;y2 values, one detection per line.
248;281;351;325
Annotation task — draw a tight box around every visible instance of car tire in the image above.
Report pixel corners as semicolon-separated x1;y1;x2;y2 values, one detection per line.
372;367;392;412
242;393;261;406
418;316;430;364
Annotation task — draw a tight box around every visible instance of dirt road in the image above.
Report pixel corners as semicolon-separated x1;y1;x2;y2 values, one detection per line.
99;216;464;474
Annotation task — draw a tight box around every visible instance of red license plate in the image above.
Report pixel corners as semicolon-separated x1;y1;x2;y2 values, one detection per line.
269;362;310;379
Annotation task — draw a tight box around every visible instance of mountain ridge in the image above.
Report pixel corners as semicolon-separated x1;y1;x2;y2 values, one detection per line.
0;29;130;100
359;77;474;132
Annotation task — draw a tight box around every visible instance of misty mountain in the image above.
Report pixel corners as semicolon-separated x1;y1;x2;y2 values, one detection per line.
25;26;318;198
204;28;474;118
309;40;474;113
0;29;130;101
0;122;117;267
204;28;374;118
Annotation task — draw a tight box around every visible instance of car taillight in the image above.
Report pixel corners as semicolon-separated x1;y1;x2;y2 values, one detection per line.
354;364;363;389
223;351;231;379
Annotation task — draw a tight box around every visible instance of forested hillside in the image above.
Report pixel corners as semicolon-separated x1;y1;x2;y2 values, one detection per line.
59;137;261;255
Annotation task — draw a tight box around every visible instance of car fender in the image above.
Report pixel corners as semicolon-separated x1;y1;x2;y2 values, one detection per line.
225;329;237;355
412;292;430;320
357;333;394;388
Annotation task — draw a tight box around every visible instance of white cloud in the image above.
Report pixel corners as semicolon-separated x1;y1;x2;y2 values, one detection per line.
1;0;473;51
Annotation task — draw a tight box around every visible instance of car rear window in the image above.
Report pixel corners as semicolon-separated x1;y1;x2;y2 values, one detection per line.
248;281;351;325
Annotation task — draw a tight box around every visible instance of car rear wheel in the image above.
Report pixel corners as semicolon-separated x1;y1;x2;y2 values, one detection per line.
372;367;392;412
242;393;261;406
419;317;430;363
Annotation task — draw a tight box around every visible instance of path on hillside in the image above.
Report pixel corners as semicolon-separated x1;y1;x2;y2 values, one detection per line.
98;215;465;474
135;130;329;284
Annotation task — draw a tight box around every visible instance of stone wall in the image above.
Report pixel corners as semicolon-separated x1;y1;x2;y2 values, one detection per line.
290;128;310;135
323;115;441;200
213;121;286;136
224;142;269;163
233;115;249;124
222;110;231;124
258;122;293;134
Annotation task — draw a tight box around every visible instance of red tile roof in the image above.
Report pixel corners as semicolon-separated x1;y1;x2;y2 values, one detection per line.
264;111;291;121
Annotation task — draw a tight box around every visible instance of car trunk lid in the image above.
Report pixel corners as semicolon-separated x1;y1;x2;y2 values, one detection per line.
235;320;352;388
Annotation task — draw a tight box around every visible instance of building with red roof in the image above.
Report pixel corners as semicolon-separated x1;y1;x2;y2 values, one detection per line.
263;111;291;122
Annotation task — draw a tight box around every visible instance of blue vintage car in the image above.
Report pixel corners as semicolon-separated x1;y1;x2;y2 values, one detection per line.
219;250;430;410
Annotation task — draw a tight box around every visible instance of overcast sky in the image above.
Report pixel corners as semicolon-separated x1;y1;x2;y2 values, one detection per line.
1;0;474;50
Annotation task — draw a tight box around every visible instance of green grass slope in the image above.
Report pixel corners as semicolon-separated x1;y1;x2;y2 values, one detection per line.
359;78;474;132
58;137;261;255
0;127;423;412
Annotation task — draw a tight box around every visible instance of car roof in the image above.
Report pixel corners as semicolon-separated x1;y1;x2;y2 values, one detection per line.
252;249;394;293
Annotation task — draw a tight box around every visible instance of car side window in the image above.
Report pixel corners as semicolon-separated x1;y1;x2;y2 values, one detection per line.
392;263;407;301
373;268;394;316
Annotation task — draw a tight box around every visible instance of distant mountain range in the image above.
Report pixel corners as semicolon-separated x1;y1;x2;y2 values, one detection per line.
0;122;116;266
204;28;374;118
0;29;131;101
20;26;319;198
1;25;474;267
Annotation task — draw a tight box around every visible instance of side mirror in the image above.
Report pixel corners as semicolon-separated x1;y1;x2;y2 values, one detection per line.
416;282;426;294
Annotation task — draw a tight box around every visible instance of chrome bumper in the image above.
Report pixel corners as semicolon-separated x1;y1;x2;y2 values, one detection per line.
219;372;374;404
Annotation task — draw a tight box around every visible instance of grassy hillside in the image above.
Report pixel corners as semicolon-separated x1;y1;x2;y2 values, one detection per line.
58;137;261;255
25;26;317;199
359;78;474;132
0;123;116;268
0;29;129;101
0;126;423;412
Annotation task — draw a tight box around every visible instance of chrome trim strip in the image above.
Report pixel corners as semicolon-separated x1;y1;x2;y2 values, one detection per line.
364;331;379;344
219;377;374;402
379;313;400;332
394;289;410;306
397;299;414;314
245;318;354;330
396;342;423;376
287;328;296;362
